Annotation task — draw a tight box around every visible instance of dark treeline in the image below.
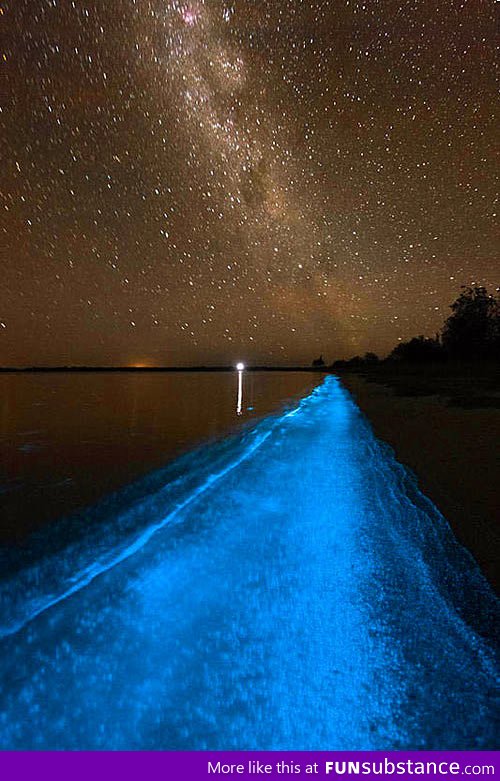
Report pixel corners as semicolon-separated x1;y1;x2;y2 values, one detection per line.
330;286;499;371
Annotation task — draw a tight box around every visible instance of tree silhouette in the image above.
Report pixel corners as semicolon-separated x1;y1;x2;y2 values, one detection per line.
389;335;444;363
330;285;499;369
442;286;499;360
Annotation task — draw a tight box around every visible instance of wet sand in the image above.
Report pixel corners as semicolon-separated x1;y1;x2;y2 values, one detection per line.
340;374;500;594
1;376;497;749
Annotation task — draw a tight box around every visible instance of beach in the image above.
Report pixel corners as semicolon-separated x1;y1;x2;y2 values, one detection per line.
0;376;497;749
340;372;500;594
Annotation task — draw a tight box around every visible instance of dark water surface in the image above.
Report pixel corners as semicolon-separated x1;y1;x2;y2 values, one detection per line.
0;377;497;749
0;371;322;541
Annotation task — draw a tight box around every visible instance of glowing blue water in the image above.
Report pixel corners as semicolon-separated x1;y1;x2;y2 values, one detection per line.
0;377;498;749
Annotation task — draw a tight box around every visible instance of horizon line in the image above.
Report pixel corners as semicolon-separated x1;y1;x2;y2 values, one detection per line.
0;364;329;373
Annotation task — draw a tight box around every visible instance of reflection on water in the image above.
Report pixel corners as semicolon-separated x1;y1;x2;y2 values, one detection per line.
236;369;243;415
0;377;497;749
0;371;322;542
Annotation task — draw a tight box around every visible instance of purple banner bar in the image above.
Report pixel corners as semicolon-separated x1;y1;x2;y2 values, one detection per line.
0;751;498;781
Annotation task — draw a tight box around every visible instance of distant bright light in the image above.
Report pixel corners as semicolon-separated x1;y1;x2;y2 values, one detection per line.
236;362;245;371
181;7;198;26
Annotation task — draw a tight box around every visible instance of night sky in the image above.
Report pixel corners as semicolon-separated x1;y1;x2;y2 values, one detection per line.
1;1;497;366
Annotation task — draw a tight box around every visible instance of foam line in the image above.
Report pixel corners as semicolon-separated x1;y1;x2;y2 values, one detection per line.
0;384;326;639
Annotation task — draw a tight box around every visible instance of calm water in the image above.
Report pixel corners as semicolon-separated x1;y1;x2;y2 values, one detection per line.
0;371;322;542
0;377;497;749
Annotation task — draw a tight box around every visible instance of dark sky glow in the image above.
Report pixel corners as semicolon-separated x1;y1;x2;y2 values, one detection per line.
1;0;497;365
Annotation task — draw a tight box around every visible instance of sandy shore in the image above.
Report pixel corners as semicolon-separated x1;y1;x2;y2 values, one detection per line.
341;374;500;594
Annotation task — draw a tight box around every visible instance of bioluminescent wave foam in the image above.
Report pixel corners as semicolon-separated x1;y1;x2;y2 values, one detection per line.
0;377;498;749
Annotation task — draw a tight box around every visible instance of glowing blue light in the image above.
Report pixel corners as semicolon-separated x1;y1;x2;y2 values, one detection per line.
0;377;497;750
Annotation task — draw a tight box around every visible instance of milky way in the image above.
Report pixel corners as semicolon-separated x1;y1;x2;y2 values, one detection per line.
1;1;498;365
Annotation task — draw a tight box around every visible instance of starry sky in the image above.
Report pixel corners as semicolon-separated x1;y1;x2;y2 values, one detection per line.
1;0;498;366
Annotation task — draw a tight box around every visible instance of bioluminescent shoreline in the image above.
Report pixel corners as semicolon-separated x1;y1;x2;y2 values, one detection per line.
0;377;498;749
